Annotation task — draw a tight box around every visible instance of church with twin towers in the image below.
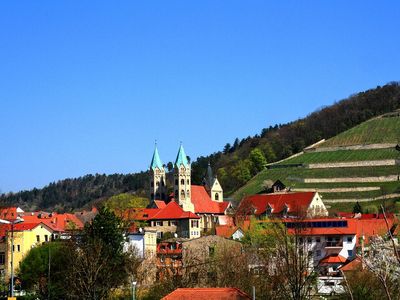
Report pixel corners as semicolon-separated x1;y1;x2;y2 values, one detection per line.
149;144;230;218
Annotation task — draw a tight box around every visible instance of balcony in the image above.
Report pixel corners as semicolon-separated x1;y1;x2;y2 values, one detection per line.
324;241;343;248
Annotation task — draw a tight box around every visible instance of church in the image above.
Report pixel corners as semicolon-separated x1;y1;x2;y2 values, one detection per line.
149;144;231;232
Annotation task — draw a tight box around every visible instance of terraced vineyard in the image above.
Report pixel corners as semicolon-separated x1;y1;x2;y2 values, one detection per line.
233;114;400;213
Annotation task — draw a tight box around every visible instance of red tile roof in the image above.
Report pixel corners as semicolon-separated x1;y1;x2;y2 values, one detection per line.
339;257;362;271
20;213;84;232
237;192;316;216
320;254;349;264
152;201;200;220
191;185;230;214
162;288;251;300
0;222;53;237
0;207;20;221
154;200;167;209
215;225;238;238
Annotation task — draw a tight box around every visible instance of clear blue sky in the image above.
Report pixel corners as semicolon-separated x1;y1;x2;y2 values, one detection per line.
1;1;399;193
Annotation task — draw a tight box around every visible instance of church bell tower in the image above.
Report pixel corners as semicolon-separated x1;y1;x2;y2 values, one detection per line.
149;144;166;201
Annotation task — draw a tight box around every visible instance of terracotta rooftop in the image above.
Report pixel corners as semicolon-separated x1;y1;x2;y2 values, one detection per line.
191;185;230;214
162;288;251;300
237;192;316;216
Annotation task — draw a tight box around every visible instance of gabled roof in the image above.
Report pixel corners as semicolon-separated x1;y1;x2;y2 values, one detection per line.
339;257;363;271
151;201;199;220
21;213;84;232
0;222;54;237
319;254;349;264
150;145;164;170
175;144;189;167
191;185;230;214
237;192;316;216
215;225;241;238
162;288;251;300
154;200;167;209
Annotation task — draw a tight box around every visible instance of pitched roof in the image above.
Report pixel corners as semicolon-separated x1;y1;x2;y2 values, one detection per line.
0;222;54;237
151;201;199;220
20;213;84;232
215;225;238;238
339;257;363;271
154;200;167;209
191;185;230;214
162;288;251;300
319;254;349;264
237;192;316;216
150;145;164;170
175;144;189;167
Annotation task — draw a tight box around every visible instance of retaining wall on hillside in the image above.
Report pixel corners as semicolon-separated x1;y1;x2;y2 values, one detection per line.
323;193;400;203
288;175;400;183
293;187;381;193
305;143;396;153
305;159;400;169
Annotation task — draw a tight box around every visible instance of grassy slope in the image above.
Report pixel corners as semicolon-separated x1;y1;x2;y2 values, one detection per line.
233;115;400;212
322;116;400;147
278;148;399;164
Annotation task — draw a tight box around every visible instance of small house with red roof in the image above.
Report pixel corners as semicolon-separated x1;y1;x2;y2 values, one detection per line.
236;191;328;219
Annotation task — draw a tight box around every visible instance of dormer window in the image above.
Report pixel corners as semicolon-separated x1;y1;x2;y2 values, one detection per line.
215;193;219;201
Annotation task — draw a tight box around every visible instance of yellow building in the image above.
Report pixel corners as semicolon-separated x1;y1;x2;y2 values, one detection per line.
0;222;54;277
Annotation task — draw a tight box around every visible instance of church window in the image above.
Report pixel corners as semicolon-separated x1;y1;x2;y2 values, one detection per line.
181;190;185;197
187;190;190;197
156;182;159;187
215;193;219;201
187;179;190;185
181;179;185;185
161;179;165;186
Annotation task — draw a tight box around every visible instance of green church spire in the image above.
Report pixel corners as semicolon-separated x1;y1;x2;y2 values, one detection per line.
150;143;163;170
175;143;189;167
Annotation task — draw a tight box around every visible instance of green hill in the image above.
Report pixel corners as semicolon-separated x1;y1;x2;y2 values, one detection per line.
233;113;400;213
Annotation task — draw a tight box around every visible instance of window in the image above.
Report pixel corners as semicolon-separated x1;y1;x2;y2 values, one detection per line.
180;190;185;197
215;193;219;201
36;235;40;242
316;237;321;243
187;179;190;185
347;236;352;243
187;190;190;197
17;245;20;252
12;245;15;252
156;221;163;226
191;220;199;228
307;237;312;244
348;250;353;257
171;221;178;226
0;252;5;265
175;179;178;185
181;179;185;185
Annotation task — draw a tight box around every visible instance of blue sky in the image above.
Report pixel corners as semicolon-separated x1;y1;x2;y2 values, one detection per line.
1;1;399;193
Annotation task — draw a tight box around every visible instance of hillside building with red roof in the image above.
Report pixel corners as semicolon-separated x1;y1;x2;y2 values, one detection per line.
236;191;328;219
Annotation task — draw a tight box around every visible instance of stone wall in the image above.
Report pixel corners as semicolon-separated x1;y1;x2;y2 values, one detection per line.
306;159;399;169
305;143;396;153
288;175;400;183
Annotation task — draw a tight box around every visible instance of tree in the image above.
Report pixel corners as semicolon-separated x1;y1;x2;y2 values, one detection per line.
248;148;267;174
65;208;137;300
223;143;231;154
19;242;70;299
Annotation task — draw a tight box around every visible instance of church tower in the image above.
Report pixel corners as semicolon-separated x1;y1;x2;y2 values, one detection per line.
174;144;194;212
149;144;166;201
204;162;223;202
